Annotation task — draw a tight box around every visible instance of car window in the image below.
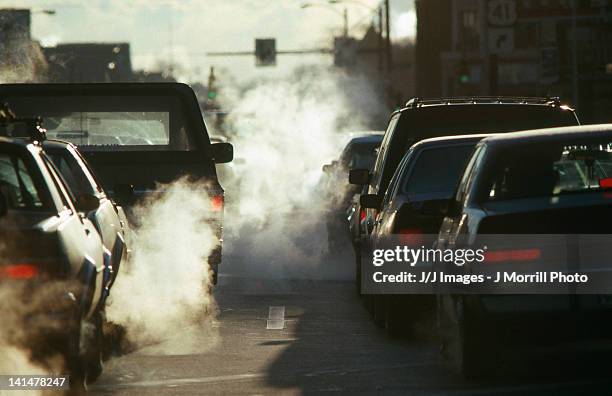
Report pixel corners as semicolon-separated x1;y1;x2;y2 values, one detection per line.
455;145;486;205
49;152;97;197
0;153;46;210
382;149;412;207
40;154;76;212
402;144;476;197
482;140;612;202
372;114;399;190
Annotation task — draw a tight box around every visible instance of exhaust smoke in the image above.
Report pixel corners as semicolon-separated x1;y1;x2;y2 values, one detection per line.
219;66;385;280
106;178;219;355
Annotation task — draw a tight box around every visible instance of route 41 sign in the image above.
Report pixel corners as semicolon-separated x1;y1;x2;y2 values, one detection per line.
488;0;517;27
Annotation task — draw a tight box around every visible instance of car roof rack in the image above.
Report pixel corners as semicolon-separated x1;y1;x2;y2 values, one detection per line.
0;103;46;143
405;96;561;109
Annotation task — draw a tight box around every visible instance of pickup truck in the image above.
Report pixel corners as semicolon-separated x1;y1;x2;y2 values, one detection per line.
0;83;233;284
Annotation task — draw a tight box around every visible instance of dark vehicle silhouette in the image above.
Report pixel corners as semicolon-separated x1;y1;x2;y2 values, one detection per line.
0;134;108;388
436;124;612;378
362;134;491;332
0;83;233;284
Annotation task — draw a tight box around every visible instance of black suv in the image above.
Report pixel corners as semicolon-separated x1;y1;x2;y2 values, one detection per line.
350;97;580;293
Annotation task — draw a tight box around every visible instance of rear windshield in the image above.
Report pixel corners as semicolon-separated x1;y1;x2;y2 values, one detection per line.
3;95;195;152
403;144;476;196
345;143;380;170
480;139;612;202
0;152;48;211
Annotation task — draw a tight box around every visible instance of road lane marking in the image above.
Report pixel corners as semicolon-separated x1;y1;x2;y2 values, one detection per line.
90;373;265;390
266;306;285;330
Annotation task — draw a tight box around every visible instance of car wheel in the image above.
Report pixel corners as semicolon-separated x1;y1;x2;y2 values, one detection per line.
65;310;86;394
354;242;362;294
446;296;495;379
384;296;412;338
83;310;104;384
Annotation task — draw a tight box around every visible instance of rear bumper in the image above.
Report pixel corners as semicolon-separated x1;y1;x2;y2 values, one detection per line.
473;295;612;343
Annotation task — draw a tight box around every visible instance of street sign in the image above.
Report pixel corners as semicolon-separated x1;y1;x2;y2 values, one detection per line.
488;0;517;27
255;38;276;66
488;28;514;54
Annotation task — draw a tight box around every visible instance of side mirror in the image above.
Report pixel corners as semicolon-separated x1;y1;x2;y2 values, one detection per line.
212;142;234;164
349;169;370;185
360;194;382;210
322;164;333;173
76;193;100;213
0;190;7;217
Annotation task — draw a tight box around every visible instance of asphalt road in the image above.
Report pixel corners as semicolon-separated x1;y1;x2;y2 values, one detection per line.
91;271;612;395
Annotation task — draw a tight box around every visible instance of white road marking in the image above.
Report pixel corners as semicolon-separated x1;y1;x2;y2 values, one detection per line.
266;306;285;330
90;373;265;390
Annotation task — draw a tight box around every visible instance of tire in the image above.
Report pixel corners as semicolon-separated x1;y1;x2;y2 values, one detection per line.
354;242;362;295
384;296;412;338
83;311;104;384
442;296;495;379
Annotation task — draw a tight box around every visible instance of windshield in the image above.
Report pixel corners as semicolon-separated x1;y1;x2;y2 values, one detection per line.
0;152;48;211
481;140;612;202
402;144;476;197
3;95;195;151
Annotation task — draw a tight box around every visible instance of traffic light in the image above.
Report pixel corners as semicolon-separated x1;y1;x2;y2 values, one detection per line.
255;38;276;66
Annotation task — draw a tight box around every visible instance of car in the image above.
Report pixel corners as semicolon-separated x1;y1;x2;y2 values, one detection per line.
322;132;383;251
0;130;108;388
435;124;612;378
0;83;233;285
360;134;492;332
43;139;130;291
349;97;580;301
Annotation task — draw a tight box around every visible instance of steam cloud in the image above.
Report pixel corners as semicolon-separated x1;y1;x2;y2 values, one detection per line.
219;65;385;280
106;178;219;355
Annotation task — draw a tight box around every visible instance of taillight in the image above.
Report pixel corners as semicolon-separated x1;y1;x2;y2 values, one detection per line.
210;194;224;212
359;208;366;222
599;178;612;189
0;264;39;279
484;249;541;263
396;228;423;246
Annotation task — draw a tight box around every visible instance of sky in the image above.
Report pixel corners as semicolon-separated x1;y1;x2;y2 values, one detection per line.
0;0;416;83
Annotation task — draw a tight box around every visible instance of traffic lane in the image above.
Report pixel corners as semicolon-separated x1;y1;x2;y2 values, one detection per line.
91;276;612;395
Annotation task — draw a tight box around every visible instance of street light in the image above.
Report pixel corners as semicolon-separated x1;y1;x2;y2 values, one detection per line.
301;3;349;37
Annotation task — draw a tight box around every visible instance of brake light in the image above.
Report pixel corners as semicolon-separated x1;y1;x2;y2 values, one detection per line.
484;249;541;263
396;228;423;246
210;195;224;212
359;208;366;222
599;178;612;189
0;264;39;279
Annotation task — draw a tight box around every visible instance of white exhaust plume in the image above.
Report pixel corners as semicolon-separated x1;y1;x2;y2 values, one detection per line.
106;178;219;355
219;66;385;280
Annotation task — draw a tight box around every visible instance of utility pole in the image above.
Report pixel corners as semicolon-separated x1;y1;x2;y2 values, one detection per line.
384;0;392;71
378;5;383;72
571;0;579;108
343;7;349;37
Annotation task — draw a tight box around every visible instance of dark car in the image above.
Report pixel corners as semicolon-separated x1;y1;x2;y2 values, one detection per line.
0;83;233;284
43;139;130;291
323;133;383;251
361;135;491;331
0;134;108;387
436;124;612;378
349;97;580;294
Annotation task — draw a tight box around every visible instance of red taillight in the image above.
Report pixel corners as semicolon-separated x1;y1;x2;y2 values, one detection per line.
359;208;366;222
0;264;39;279
599;178;612;189
396;228;423;246
484;249;541;263
210;195;224;212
